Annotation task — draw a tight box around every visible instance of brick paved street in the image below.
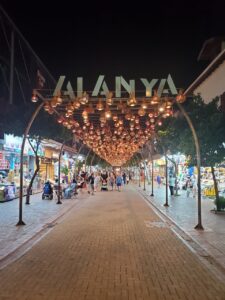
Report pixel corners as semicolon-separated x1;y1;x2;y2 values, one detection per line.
138;182;225;271
0;185;225;300
0;193;82;264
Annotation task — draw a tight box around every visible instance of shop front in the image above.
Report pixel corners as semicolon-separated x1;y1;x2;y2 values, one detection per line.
0;134;44;201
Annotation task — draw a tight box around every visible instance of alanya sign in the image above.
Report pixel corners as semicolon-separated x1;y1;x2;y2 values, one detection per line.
53;74;178;98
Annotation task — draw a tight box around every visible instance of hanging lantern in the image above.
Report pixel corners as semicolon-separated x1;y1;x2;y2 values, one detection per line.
51;97;58;108
82;109;88;119
67;103;74;113
176;90;186;103
127;93;137;107
151;90;159;105
135;117;139;124
96;99;104;111
130;114;135;121
56;94;63;105
150;118;155;123
105;108;112;119
141;100;148;109
125;112;132;120
57;116;64;124
158;120;162;126
158;104;165;113
138;107;146;117
73;100;81;109
79;92;89;105
63;120;69;127
43;102;50;112
31;90;38;102
112;114;118;122
166;100;172;108
106;92;113;106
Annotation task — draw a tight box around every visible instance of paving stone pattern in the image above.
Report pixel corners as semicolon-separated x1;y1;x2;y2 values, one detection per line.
139;184;225;270
0;194;80;261
0;186;225;300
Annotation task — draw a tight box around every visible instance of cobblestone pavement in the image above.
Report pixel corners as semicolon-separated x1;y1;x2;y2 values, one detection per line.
138;182;225;271
0;192;82;264
0;185;225;300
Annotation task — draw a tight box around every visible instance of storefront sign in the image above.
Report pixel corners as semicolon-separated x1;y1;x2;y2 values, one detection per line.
41;157;52;164
54;74;178;98
4;134;44;156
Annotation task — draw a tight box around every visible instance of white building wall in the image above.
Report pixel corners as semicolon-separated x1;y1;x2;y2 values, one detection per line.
194;60;225;103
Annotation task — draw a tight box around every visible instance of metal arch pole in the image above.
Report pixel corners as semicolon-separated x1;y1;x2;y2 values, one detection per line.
176;102;203;230
74;143;85;177
150;159;154;196
132;156;139;185
85;149;92;172
57;142;65;204
17;102;44;226
90;153;96;172
143;161;146;191
164;154;169;207
9;30;14;105
135;158;138;183
134;156;141;187
139;163;141;187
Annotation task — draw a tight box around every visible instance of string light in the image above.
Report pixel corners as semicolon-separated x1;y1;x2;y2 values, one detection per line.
36;89;181;166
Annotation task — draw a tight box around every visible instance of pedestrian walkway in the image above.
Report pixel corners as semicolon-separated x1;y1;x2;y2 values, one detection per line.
138;182;225;272
0;185;225;300
0;193;82;266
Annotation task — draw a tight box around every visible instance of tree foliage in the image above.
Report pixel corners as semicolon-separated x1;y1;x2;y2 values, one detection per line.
157;95;225;167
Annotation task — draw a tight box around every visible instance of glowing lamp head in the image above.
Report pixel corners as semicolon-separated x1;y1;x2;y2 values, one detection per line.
31;90;38;102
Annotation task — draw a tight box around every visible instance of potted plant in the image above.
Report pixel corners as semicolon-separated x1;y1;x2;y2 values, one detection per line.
214;196;225;211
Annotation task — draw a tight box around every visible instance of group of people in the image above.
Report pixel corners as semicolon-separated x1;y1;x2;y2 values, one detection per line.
43;170;131;199
88;171;130;193
156;173;197;198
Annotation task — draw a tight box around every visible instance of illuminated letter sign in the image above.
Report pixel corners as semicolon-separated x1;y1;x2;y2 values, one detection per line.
53;74;177;98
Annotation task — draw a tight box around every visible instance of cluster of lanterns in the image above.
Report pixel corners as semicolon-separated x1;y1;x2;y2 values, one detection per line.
32;89;185;166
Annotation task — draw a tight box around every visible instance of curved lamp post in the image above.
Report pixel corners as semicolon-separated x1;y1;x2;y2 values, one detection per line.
143;161;146;191
150;159;154;197
56;142;65;204
176;101;203;230
164;154;169;207
90;153;96;172
84;149;92;172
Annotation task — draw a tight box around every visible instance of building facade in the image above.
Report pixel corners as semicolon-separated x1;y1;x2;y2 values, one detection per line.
185;37;225;111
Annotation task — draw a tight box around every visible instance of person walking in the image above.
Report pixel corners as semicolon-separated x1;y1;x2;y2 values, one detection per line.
168;174;175;196
109;173;115;191
88;173;95;195
116;174;123;192
94;172;101;192
186;176;193;198
156;175;161;188
122;172;127;185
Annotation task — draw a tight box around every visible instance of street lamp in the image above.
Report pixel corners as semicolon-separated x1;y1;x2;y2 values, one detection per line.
143;160;147;191
150;159;154;197
164;154;169;207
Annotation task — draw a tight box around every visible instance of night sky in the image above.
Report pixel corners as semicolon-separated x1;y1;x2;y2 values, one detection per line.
1;0;225;90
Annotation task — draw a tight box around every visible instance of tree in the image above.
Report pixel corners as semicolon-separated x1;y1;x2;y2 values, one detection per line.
25;136;41;204
0;102;72;204
158;95;225;208
178;96;225;208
